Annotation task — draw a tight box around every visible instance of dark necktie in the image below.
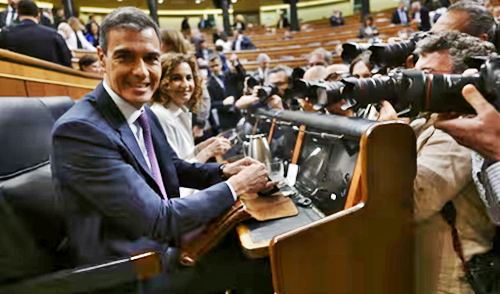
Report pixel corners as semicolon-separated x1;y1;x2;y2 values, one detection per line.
137;112;168;199
76;33;83;49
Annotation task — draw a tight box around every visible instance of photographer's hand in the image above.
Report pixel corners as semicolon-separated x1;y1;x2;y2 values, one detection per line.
434;85;500;161
378;101;410;123
268;95;284;109
223;96;235;105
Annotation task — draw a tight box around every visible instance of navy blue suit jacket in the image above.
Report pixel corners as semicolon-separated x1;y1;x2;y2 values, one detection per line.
51;84;235;266
0;19;72;67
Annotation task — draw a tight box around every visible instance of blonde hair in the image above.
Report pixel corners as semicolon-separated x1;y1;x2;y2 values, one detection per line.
235;14;245;23
67;17;85;32
153;53;202;113
160;27;191;54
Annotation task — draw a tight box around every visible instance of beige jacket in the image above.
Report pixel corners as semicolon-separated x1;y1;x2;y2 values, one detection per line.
412;115;495;294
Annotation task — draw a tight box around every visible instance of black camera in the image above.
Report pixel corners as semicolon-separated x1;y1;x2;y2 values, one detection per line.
287;79;344;111
287;57;500;115
341;32;430;68
341;42;372;64
246;76;263;89
368;31;430;68
256;85;279;102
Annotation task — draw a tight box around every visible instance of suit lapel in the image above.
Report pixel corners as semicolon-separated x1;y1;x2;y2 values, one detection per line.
94;83;155;182
145;105;180;198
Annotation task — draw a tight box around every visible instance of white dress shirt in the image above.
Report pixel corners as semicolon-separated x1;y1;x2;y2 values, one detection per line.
472;152;500;225
65;30;97;52
103;81;152;170
103;81;237;200
5;5;17;27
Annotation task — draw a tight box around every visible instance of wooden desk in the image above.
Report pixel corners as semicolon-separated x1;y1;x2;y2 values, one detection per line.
235;109;416;293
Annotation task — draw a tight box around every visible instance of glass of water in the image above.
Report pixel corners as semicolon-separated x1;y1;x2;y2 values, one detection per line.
268;160;285;183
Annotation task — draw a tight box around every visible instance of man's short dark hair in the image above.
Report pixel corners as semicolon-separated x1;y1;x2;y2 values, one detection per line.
17;0;39;17
349;50;373;75
447;1;496;40
99;7;161;54
414;31;497;73
78;54;98;71
208;53;221;62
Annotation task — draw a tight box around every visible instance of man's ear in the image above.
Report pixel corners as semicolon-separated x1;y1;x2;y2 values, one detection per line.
97;46;106;71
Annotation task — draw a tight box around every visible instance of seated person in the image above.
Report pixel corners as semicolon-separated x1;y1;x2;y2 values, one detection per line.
150;53;231;196
378;31;496;294
357;15;379;39
78;54;102;74
330;9;345;27
235;65;292;110
0;0;72;67
51;7;274;294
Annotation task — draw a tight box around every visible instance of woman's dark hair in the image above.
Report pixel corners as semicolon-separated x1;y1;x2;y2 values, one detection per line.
363;15;374;27
78;55;98;71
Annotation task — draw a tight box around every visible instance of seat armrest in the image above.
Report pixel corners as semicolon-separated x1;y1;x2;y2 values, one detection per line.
0;252;161;294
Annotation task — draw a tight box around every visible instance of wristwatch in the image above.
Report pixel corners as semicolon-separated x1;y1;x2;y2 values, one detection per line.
219;164;228;180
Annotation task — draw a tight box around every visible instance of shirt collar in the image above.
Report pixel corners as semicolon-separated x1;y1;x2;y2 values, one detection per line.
103;80;145;125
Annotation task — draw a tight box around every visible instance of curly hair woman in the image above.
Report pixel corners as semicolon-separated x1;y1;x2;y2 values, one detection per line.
151;53;231;196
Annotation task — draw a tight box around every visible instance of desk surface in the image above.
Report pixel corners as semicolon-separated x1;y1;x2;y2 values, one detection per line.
237;195;324;258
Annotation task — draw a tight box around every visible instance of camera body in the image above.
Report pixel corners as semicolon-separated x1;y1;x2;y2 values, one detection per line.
285;57;500;115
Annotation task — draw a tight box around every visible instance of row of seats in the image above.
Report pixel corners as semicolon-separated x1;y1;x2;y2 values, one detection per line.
0;97;161;293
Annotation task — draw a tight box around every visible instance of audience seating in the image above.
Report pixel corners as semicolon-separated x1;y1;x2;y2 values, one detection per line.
0;49;101;99
0;97;161;294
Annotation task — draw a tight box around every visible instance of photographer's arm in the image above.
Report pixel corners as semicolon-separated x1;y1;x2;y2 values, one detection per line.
434;85;500;161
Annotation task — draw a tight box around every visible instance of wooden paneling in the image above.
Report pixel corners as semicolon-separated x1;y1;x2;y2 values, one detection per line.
0;77;27;96
269;123;417;294
26;81;69;97
0;49;101;99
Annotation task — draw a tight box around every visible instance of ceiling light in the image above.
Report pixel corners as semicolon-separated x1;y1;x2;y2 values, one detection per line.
195;0;201;3
231;0;237;2
158;0;163;3
117;0;122;2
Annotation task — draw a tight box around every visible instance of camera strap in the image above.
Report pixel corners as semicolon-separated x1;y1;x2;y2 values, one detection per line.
440;201;473;281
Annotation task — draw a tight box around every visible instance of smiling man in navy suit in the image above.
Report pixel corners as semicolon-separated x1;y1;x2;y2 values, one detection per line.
51;7;274;294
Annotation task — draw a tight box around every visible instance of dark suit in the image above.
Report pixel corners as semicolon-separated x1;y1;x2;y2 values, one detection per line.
181;19;190;31
0;6;16;28
391;9;409;25
232;35;255;51
207;64;245;132
414;6;431;31
0;19;72;67
277;17;290;29
51;84;271;293
329;14;345;27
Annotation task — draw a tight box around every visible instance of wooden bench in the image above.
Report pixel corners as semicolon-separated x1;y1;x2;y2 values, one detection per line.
0;49;101;100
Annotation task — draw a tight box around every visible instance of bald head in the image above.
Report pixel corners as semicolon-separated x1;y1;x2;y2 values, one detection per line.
303;66;326;82
324;64;349;81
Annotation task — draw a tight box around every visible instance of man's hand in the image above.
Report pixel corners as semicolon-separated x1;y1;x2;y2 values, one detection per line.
434;84;500;161
378;101;410;123
226;162;276;196
197;136;217;151
205;137;231;157
268;95;284;109
222;156;260;178
223;96;235;105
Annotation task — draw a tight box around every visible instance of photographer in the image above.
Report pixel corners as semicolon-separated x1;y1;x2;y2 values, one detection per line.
378;31;496;294
235;65;292;110
432;1;496;44
435;85;500;225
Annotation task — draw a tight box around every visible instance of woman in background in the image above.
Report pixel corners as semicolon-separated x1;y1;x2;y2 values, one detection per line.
85;21;99;47
357;15;378;39
151;54;230;196
66;17;96;52
160;27;191;54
